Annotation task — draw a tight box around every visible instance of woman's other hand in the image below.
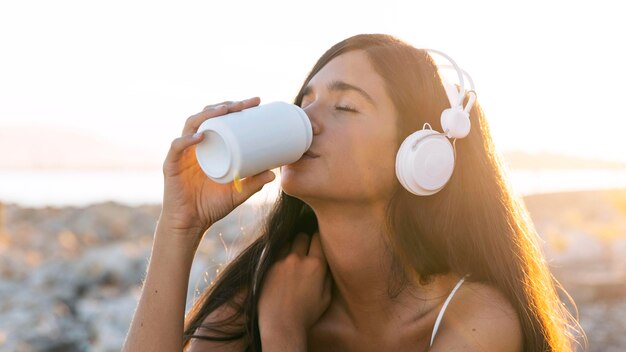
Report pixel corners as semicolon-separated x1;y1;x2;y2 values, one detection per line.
258;232;332;350
160;97;276;244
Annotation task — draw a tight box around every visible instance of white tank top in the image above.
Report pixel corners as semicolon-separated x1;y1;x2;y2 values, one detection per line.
429;275;468;348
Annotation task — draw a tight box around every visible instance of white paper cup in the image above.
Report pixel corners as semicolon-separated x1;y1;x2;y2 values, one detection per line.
195;101;312;183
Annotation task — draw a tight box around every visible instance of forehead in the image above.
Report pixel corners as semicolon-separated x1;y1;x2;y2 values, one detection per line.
307;50;389;101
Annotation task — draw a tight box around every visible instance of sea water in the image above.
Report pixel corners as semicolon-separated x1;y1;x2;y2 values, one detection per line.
1;168;625;207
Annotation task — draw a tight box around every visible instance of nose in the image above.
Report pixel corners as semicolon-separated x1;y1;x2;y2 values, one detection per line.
303;102;322;136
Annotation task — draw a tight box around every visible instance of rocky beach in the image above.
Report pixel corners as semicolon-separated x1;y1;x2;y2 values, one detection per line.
1;189;626;351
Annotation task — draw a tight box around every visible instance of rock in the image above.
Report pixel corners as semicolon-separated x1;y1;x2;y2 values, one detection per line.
76;290;140;352
1;190;623;350
0;282;90;352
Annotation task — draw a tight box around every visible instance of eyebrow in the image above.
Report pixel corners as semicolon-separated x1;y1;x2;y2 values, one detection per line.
302;80;376;106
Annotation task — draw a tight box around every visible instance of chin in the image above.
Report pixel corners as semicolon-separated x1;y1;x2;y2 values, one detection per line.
279;174;304;197
279;167;319;199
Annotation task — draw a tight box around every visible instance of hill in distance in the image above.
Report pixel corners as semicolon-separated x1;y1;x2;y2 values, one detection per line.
501;150;626;170
0;124;163;170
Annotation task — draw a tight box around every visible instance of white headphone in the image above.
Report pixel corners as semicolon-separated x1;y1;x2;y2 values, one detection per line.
395;49;477;196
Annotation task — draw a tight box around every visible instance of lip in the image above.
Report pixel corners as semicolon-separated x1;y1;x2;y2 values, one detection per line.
303;150;320;158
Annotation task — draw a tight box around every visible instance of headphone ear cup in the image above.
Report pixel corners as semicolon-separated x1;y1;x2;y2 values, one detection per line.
396;129;455;196
440;108;471;139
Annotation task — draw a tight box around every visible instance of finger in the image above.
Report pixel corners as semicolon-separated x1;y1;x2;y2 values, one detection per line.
290;232;310;257
165;132;205;165
230;170;276;206
321;272;332;304
226;97;261;113
203;101;232;111
307;232;325;260
323;270;332;292
182;104;229;136
184;98;261;136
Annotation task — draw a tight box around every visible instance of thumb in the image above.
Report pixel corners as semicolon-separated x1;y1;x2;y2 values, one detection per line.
231;170;276;204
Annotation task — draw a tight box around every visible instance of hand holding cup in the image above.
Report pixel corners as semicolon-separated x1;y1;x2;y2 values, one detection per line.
159;98;276;245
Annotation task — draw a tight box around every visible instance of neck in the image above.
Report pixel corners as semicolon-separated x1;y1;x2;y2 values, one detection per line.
310;200;414;330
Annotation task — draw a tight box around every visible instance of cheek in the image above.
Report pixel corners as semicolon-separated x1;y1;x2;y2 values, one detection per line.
336;133;397;178
351;126;396;160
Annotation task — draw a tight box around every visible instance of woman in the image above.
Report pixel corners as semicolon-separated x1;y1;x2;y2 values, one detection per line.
123;34;584;351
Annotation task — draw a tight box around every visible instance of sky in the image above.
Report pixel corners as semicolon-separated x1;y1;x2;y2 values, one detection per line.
1;0;625;168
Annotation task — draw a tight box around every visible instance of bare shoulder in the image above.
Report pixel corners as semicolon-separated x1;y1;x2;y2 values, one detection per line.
431;280;523;351
185;290;248;352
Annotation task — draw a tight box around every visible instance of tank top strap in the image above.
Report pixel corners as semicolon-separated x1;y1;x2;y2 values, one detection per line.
429;274;469;348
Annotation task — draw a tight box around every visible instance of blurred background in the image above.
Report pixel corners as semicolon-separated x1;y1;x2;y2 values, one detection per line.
1;0;625;350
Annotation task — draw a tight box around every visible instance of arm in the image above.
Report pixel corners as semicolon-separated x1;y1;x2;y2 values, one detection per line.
122;97;276;352
261;333;308;352
122;222;198;351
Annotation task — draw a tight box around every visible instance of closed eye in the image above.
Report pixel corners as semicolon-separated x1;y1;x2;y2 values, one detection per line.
335;105;358;113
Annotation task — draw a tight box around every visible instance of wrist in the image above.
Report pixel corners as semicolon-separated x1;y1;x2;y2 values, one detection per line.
155;214;212;243
260;324;307;352
154;218;208;251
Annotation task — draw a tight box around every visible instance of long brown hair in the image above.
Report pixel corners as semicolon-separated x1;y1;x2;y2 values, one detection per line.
183;34;584;351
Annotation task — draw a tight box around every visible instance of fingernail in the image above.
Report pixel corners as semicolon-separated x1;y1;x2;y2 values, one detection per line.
193;132;203;139
266;171;275;182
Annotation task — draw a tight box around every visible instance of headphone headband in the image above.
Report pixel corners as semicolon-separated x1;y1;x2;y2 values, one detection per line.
425;49;468;101
425;49;477;121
